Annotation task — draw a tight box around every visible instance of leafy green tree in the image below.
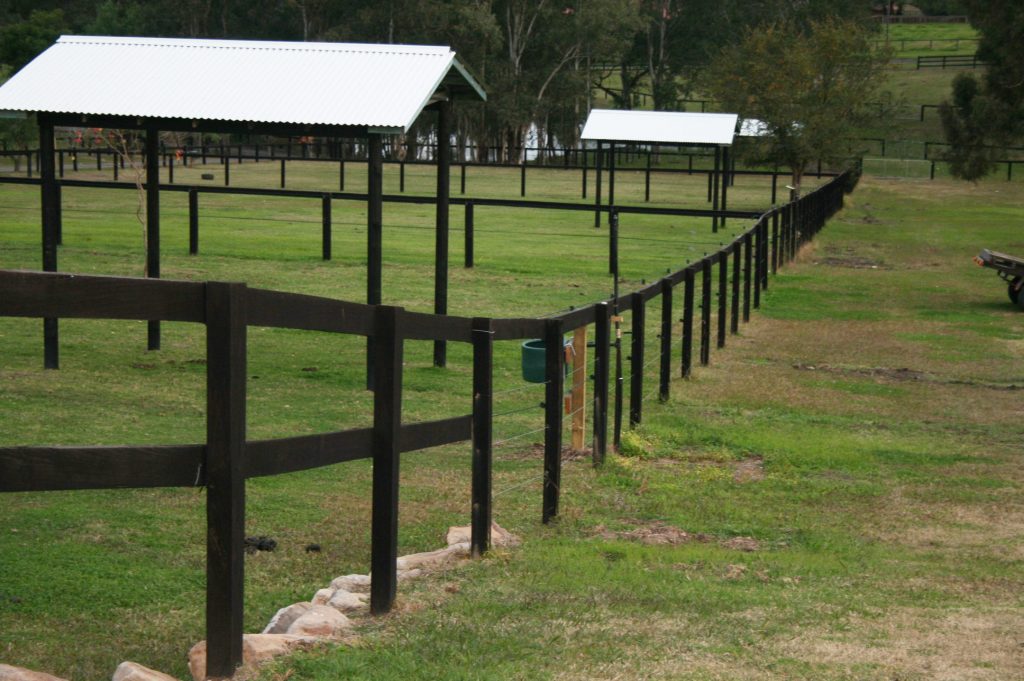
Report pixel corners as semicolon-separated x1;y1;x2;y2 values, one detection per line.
939;1;1024;180
0;9;65;70
706;17;889;196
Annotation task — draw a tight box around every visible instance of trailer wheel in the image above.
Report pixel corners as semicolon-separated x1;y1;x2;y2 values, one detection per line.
1009;277;1022;305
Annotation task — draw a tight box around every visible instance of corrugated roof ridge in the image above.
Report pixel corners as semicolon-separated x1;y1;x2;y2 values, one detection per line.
57;35;452;57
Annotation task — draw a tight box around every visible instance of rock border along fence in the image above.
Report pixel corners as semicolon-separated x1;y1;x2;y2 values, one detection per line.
0;168;854;679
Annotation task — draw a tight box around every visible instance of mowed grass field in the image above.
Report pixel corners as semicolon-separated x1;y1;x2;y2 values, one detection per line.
1;159;1022;680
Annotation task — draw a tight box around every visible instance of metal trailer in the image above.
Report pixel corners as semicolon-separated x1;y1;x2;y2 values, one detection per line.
974;249;1024;309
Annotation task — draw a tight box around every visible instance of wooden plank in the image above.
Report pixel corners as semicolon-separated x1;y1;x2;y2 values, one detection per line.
682;268;694;378
471;318;494;558
322;194;332;261
491;317;546;341
570;325;588;452
0;270;205;323
744;233;753;322
371;305;403;615
38;119;59;370
551;304;596;331
204;281;247;678
717;251;727;349
731;243;741;334
245;288;373;336
700;257;712;366
246;428;373;478
146;128;161;352
0;444;205;492
400;310;474;343
400;415;472;453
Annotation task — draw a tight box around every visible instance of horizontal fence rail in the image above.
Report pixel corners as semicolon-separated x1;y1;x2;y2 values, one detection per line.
0;167;855;678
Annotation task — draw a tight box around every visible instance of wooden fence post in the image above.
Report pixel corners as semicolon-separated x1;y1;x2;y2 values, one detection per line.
731;243;740;334
771;210;779;275
629;293;645;427
371;305;404;614
189;189;199;255
543;319;564;524
464;201;474;268
471;317;493;558
280;159;286;189
682;268;695;377
204;281;247;679
659;279;672;401
339;159;345;191
322;195;331;261
700;258;711;366
717;251;727;349
593;302;610;465
743;233;753;322
753;220;762;310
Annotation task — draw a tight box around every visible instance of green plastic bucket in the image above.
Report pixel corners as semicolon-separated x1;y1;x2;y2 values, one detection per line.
521;338;569;383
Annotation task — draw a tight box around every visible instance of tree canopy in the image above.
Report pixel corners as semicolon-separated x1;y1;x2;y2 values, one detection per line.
705;17;888;195
0;0;879;158
939;1;1024;181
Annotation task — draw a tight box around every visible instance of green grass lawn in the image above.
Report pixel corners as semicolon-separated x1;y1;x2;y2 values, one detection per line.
2;161;1023;680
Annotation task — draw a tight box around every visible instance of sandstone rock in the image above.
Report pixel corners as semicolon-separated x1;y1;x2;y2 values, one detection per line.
445;523;520;549
311;587;334;606
0;665;68;681
396;542;469;571
397;568;423;582
187;634;315;681
326;589;368;613
112;661;180;681
329;574;371;593
262;602;313;635
284;604;352;638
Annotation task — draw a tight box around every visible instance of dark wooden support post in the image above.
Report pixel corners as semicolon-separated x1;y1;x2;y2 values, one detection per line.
58;149;64;178
223;156;230;186
720;147;729;230
582;158;588;199
761;219;770;290
322;194;332;261
280;159;286;188
96;149;102;171
168;153;174;183
609;209;619;276
700;258;711;366
189;189;199;255
434;99;452;368
204;281;247;679
520;158;526;197
464;201;474;268
771;173;778;204
113;155;118;181
460;163;466;194
594;141;603;228
629;293;645;427
367;134;384;389
339;159;345;191
607;143;616;227
771;210;779;274
39;117;60;369
72;147;78;172
399;161;405;192
681;268;695;378
659;280;672;401
471;317;494;558
753;220;762;309
743;233;752;322
717;251;727;348
731;243;740;334
711;148;720;232
145;127;161;351
370;305;404;614
644;150;652;202
593;302;610;464
542;319;564;524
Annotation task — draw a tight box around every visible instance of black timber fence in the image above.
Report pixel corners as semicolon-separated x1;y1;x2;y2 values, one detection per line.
0;169;853;678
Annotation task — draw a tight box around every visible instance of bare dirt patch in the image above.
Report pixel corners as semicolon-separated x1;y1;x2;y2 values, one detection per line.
596;522;762;553
732;455;765;483
791;362;1022;391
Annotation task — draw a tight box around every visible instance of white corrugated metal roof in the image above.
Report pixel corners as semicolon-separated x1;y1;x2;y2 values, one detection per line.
581;109;737;146
0;35;486;132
